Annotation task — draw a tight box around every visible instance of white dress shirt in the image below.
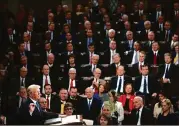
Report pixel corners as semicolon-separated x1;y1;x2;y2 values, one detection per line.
46;50;51;57
153;50;158;56
116;75;124;93
42;75;51;93
137;106;143;125
138;62;144;69
139;75;149;94
110;49;116;64
24;41;30;51
131;50;140;65
159;23;163;31
20;77;25;87
68;79;76;91
91;64;96;72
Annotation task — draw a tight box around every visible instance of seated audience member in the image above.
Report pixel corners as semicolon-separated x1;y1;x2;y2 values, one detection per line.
67;87;82;114
94;84;109;102
157;53;177;97
118;83;135;125
130;96;154;125
79;87;102;124
170;34;178;51
41;84;58;110
98;114;113;125
103;90;124;125
172;43;179;65
111;65;132;95
153;91;168;119
38;97;51;112
134;65;158;107
64;102;74;116
51;88;68;114
157;99;178;125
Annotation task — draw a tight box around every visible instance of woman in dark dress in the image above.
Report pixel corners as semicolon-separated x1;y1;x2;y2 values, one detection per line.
157;98;178;125
118;83;135;125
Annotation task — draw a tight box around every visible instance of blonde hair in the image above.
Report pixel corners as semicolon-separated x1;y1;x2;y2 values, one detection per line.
161;98;174;114
27;84;40;96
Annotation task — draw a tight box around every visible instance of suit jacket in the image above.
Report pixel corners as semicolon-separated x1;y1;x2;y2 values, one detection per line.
130;107;154;125
146;50;164;65
132;62;148;77
107;63;126;77
79;97;102;124
61;78;80;92
50;97;64;113
67;95;82;114
41;94;58;109
110;75;133;92
9;76;33;96
83;64;104;77
134;75;159;94
19;98;58;125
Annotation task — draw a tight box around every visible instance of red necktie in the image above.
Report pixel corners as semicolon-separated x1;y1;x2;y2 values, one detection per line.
45;75;48;85
153;53;157;65
46;95;50;109
70;79;74;88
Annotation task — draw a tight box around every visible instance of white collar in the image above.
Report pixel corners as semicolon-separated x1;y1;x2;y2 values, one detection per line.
139;106;143;112
118;75;124;78
153;50;158;54
142;75;148;78
47;62;53;67
30;98;37;104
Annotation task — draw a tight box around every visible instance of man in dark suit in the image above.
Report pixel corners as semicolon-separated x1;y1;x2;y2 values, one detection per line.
19;84;58;125
157;53;177;97
9;67;33;96
146;41;164;65
102;40;120;64
51;88;68;114
122;31;135;52
139;20;153;41
79;87;102;124
83;54;103;77
67;87;82;114
134;65;159;106
41;84;58;111
150;4;165;22
130;96;154;125
111;65;133;95
61;68;80;92
142;31;155;52
132;51;147;77
35;65;57;94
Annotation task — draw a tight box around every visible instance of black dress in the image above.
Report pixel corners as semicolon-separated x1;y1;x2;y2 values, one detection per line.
157;113;178;125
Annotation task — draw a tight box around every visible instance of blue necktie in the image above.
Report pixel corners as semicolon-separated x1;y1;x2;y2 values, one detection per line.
36;102;41;111
88;100;91;110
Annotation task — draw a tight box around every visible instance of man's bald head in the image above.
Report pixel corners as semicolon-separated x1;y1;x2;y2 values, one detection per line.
47;53;55;64
93;68;101;78
133;96;144;109
85;87;94;98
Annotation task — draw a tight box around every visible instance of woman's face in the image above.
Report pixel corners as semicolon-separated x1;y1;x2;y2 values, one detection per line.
125;84;132;94
100;116;108;125
69;57;75;64
109;94;114;102
99;85;105;93
159;94;165;102
102;106;111;116
162;102;170;113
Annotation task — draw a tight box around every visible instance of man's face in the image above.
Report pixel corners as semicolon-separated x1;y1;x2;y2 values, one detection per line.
48;24;55;31
158;16;164;23
27;24;33;31
164;22;171;30
69;88;77;98
19;44;25;52
39;98;47;109
174;3;179;10
126;32;133;40
47;55;55;64
88;45;95;52
42;65;49;75
172;35;178;42
133;98;142;109
69;57;75;64
92;56;99;64
59;89;68;101
148;33;155;40
66;33;72;40
19;88;27;98
106;23;111;30
152;43;159;51
144;23;151;29
20;68;28;78
86;30;93;37
156;4;161;11
109;31;115;38
45;43;51;51
164;55;172;64
23;34;29;42
64;26;70;33
109;42;116;50
113;55;120;64
139;2;144;10
45;85;52;95
67;43;73;52
139;53;145;62
85;23;91;29
31;88;41;100
124;22;131;30
7;28;13;35
85;88;93;99
175;46;179;52
94;69;101;78
141;66;149;76
66;12;71;19
21;57;27;65
69;70;76;80
133;43;140;51
117;66;125;76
